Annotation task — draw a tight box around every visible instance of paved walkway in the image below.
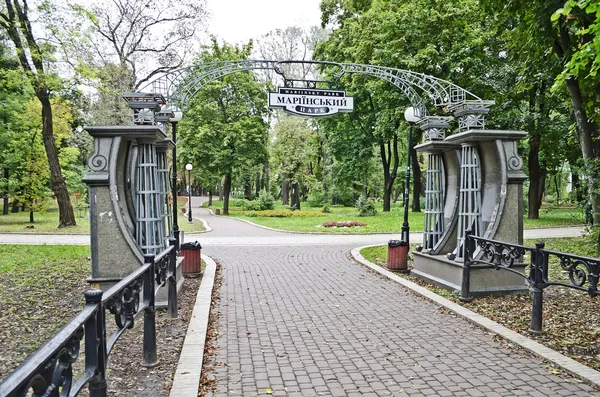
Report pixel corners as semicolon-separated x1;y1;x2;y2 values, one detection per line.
0;198;597;396
193;210;598;397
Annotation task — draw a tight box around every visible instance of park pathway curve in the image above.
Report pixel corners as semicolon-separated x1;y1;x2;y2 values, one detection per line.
196;208;599;396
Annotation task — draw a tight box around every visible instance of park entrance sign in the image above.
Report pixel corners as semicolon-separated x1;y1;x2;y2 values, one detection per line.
268;87;354;117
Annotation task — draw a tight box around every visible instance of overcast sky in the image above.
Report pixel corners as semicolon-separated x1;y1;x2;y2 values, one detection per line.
207;0;323;44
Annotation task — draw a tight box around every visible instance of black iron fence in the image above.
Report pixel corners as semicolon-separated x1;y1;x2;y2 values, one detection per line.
0;238;179;397
460;229;600;333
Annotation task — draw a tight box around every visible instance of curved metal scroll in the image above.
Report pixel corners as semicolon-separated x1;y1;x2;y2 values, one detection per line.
138;60;487;117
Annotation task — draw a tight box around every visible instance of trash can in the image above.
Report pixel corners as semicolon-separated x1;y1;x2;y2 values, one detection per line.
387;240;409;272
215;208;220;215
180;241;202;277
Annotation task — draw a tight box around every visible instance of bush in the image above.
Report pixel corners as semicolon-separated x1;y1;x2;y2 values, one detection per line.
330;186;355;207
307;190;324;207
257;190;275;211
356;196;378;216
322;203;331;213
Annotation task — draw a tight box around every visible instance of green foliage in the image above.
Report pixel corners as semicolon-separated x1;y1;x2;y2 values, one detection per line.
257;190;275;211
356;196;378;216
306;186;325;207
179;39;270;212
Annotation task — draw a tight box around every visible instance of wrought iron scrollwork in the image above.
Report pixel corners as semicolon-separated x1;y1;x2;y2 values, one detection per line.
476;239;525;269
155;254;169;285
106;280;142;329
558;255;597;288
16;327;84;397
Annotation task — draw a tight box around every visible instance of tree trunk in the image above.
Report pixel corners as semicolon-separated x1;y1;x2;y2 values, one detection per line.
3;169;8;215
527;131;544;219
565;77;600;228
29;209;34;223
255;171;260;197
218;180;223;201
243;174;252;200
223;173;231;215
555;20;600;242
208;191;213;206
411;131;422;212
36;90;76;227
282;175;289;205
572;172;584;202
290;181;300;210
380;133;400;212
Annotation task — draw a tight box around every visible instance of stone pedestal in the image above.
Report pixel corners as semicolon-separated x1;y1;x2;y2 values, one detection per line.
412;129;528;296
83;125;167;289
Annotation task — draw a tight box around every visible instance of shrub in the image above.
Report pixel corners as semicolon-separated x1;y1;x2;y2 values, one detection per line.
356;196;378;216
257;190;275;210
322;203;331;213
322;221;367;228
307;190;324;207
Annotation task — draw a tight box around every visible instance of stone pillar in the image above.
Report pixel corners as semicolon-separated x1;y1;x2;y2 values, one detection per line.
83;126;167;289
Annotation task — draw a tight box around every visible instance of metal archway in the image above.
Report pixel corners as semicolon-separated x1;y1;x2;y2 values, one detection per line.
123;60;493;130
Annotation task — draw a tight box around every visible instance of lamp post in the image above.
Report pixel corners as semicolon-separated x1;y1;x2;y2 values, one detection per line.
169;108;183;250
186;163;193;223
402;106;421;244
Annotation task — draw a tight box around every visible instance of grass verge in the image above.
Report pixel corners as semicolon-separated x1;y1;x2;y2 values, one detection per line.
0;245;91;378
204;200;585;234
360;237;600;371
0;201;205;234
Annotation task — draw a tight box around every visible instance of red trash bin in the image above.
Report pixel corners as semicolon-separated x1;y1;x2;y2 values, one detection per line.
387;240;409;272
180;241;202;277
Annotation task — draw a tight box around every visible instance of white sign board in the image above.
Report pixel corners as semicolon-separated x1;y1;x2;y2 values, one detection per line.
268;87;354;117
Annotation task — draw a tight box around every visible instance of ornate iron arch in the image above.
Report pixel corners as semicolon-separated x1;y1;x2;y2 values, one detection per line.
124;59;493;130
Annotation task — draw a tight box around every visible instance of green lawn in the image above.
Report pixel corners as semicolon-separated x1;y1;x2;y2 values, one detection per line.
0;245;91;377
204;201;424;234
204;200;585;234
0;202;205;234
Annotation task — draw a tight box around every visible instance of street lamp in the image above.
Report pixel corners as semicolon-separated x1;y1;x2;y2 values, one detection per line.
169;107;183;249
186;163;193;223
402;106;421;244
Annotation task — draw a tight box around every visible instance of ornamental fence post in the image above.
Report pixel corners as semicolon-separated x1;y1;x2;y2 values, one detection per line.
459;229;473;302
142;254;159;367
529;242;545;334
168;238;178;319
86;289;108;397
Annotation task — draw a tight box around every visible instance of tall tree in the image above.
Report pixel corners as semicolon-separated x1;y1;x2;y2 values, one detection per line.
482;0;600;237
80;0;208;89
0;0;76;227
179;39;270;215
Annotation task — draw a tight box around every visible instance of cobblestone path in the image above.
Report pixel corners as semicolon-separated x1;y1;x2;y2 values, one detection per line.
203;244;598;397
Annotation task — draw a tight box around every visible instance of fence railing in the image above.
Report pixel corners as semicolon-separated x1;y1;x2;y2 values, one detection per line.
460;229;600;333
0;238;179;397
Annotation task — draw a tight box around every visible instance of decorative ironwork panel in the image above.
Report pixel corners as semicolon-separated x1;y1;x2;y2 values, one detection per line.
156;150;172;239
455;144;482;258
135;143;165;254
423;153;445;250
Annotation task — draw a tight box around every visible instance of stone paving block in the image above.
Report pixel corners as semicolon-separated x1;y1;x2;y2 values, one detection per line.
202;245;600;397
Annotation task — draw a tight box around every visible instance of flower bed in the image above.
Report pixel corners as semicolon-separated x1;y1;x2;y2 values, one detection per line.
322;221;367;228
246;210;326;218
